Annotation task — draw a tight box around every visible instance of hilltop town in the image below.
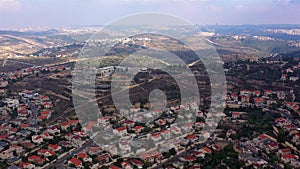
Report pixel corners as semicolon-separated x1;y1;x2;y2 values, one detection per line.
0;25;300;169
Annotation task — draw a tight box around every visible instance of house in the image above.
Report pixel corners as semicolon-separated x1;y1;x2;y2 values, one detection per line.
257;134;269;141
77;152;92;162
192;151;205;158
37;115;48;121
42;132;54;140
121;161;133;169
264;90;273;96
275;117;287;127
285;102;299;112
211;144;220;151
65;133;72;140
58;141;71;148
226;95;231;101
282;154;298;163
42;102;53;109
180;139;190;146
32;135;43;144
69;120;82;126
82;125;93;132
199;147;212;154
38;149;55;157
241;95;250;103
183;123;194;132
284;124;296;131
140;152;154;162
231;93;238;102
268;142;279;151
20;142;35;149
133;126;144;133
48;144;61;152
240;90;251;96
17;107;28;118
72;135;82;145
290;77;299;81
286;68;294;73
182;155;196;162
27;155;45;165
110;165;121;169
19;162;35;169
113;126;127;136
151;133;161;142
253;90;261;97
189;165;201;169
57;66;64;71
231;112;240;118
49;67;56;72
124;120;135;127
155;119;167;126
139;150;162;162
40;110;51;119
88;146;102;155
68;157;83;168
253;98;264;107
27;125;41;133
196;111;204;117
161;129;171;139
253;160;268;168
10;145;24;154
61;121;70;130
266;100;277;106
0;133;8;140
48;126;60;135
195;122;205;129
97;154;110;164
130;159;144;168
171;126;181;135
97;117;110;126
19;123;30;129
293;133;300;141
278;148;291;156
186;134;197;142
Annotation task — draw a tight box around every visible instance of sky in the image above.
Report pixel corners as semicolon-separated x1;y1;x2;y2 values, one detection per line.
0;0;300;28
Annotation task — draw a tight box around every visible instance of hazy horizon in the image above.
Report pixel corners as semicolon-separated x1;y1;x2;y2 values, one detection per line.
1;0;300;29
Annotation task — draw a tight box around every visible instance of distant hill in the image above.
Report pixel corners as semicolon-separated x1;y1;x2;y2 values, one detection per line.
0;30;76;57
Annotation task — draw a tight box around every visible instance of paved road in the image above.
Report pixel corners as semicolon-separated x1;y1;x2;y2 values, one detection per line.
29;101;39;124
48;139;94;168
152;140;214;169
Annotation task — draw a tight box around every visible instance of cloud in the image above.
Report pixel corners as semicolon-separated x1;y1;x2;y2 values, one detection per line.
0;0;22;11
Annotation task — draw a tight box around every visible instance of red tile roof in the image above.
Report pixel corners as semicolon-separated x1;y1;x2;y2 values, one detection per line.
48;144;59;150
282;154;297;159
116;126;127;132
69;157;82;167
201;147;212;154
184;155;196;161
77;152;88;159
110;165;121;169
130;159;143;165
